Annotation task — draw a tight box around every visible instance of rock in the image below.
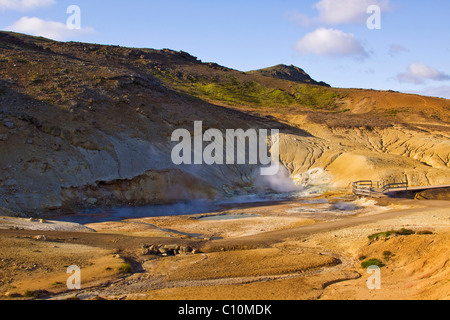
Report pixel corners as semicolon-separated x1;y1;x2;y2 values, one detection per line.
4;120;14;129
148;245;159;255
86;198;97;205
5;179;16;187
0;134;8;141
4;292;22;298
33;235;47;241
164;244;180;251
179;246;192;253
38;219;46;223
142;245;160;256
51;143;62;151
158;247;168;254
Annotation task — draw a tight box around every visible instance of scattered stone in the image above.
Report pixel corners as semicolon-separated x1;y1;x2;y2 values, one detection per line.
143;247;160;256
51;143;62;151
148;245;160;255
0;134;8;141
86;198;98;205
164;244;180;251
4;292;22;298
179;246;192;253
142;244;197;256
158;247;168;255
4;120;14;129
33;235;47;241
38;219;46;224
26;139;33;144
5;179;16;186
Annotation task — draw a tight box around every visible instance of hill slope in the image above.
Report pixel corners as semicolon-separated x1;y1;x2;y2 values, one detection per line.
247;64;330;87
0;31;449;216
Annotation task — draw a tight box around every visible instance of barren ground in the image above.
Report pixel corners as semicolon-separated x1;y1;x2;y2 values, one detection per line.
0;195;448;300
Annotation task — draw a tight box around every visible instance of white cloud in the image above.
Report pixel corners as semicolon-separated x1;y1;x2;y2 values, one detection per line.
0;0;54;11
397;62;450;85
286;11;311;27
294;27;369;59
5;16;94;41
315;0;391;24
388;44;409;57
289;0;392;26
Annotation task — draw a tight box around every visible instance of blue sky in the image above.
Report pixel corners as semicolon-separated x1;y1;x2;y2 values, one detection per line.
1;0;450;98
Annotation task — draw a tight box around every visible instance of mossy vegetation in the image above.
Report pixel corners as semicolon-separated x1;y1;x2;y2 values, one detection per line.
154;71;343;110
417;230;433;235
361;258;385;269
395;228;415;236
118;263;132;274
50;281;64;287
368;231;393;241
383;251;393;261
368;228;415;241
23;289;49;299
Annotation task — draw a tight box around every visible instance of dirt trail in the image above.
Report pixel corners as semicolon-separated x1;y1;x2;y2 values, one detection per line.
202;199;441;251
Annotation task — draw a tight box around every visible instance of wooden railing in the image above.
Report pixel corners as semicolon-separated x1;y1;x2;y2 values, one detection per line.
352;180;408;197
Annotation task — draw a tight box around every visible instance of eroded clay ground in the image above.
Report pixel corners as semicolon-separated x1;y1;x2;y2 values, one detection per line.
0;195;449;300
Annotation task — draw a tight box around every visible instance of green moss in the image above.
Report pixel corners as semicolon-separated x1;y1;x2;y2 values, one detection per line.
396;228;415;236
153;70;341;109
23;289;49;298
368;231;393;241
368;228;415;241
382;251;393;261
118;263;132;274
417;230;433;235
23;290;34;298
51;281;64;287
361;258;385;269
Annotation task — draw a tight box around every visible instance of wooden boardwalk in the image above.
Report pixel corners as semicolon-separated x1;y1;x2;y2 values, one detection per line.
353;180;450;198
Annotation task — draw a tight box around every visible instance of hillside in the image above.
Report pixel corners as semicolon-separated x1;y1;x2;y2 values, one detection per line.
246;64;330;87
0;31;449;216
